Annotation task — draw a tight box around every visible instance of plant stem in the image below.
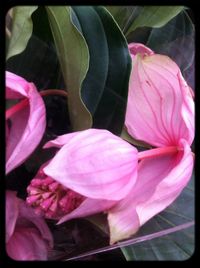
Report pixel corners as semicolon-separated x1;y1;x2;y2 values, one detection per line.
138;146;180;161
6;99;28;120
6;89;68;120
40;89;68;98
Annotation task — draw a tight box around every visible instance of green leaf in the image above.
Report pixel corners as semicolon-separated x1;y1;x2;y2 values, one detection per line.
6;6;38;60
125;6;185;36
106;6;184;38
46;6;92;131
105;6;142;32
146;10;194;89
72;6;132;135
121;174;194;260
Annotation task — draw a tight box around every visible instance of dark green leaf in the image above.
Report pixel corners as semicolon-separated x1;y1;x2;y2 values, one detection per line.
6;6;38;60
6;34;62;90
46;6;92;131
105;6;184;38
72;6;132;134
125;6;185;36
105;6;142;33
146;10;194;89
71;7;109;116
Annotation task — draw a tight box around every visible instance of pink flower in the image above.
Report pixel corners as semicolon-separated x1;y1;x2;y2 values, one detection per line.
26;44;194;245
26;129;138;234
6;71;46;174
106;43;194;244
6;190;53;260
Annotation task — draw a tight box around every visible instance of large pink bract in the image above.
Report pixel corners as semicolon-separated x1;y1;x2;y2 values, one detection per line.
107;43;194;244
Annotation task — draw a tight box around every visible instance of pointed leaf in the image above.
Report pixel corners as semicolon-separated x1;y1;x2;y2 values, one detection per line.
46;6;92;131
125;6;184;36
72;6;132;134
105;6;142;33
146;10;194;89
6;6;38;60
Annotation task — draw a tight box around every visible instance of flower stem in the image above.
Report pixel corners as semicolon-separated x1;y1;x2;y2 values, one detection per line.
6;89;68;120
6;99;28;120
40;89;68;98
138;146;179;161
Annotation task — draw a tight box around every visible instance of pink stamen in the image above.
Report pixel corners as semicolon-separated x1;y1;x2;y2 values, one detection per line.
40;196;54;211
59;195;69;208
26;195;40;205
26;170;84;219
27;186;41;195
42;192;52;199
30;178;43;187
49;200;58;212
48;182;60;191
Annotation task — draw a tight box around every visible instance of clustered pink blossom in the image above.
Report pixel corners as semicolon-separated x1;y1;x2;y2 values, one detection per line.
26;164;85;219
6;42;194;259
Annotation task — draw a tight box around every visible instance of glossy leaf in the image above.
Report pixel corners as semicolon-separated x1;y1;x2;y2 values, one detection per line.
46;6;92;131
105;6;142;33
72;6;132;134
71;7;109;116
6;6;38;60
125;6;185;36
146;10;195;89
106;6;184;38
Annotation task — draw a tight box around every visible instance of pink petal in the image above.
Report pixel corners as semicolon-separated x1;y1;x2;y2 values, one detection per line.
6;72;46;174
178;72;195;146
128;43;154;59
6;227;49;260
43;131;80;149
18;199;53;248
44;129;138;201
6;71;29;99
125;48;194;147
6;191;19;242
108;139;193;244
58;197;116;224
